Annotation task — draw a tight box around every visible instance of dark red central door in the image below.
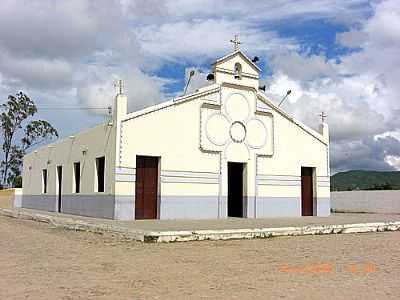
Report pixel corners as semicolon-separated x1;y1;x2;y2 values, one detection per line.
135;156;159;219
301;167;314;216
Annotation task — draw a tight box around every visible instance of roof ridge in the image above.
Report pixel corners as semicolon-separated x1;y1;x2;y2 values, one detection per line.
214;50;261;72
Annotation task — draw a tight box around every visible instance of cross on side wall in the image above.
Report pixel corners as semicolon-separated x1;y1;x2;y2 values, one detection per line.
319;111;327;123
114;79;124;95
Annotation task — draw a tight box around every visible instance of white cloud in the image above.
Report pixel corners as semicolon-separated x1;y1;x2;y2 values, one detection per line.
269;51;338;81
76;66;168;114
134;19;296;65
266;73;304;104
336;31;369;48
385;155;400;169
0;0;167;119
157;0;371;24
0;51;73;89
266;0;400;171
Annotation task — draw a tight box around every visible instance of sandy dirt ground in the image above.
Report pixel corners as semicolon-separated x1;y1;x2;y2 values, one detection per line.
0;216;399;299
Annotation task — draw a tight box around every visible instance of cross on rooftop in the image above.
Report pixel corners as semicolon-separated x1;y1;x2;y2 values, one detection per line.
319;111;327;123
230;34;242;51
114;79;124;95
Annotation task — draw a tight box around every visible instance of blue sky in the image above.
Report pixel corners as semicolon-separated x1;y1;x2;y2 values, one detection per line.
0;0;399;172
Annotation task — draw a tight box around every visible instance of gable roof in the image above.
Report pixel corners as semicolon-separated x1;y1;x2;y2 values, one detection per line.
213;50;261;72
121;84;220;122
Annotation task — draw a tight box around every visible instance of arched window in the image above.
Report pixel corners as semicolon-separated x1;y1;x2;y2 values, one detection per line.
234;63;242;79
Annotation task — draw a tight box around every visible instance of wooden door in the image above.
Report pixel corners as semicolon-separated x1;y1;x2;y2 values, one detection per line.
301;167;314;216
135;156;159;219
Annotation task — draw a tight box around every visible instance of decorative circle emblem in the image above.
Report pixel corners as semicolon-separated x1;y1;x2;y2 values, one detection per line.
225;93;250;121
206;113;230;146
229;121;246;143
203;92;269;158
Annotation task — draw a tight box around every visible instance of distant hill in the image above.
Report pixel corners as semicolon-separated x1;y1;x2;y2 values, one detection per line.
331;170;400;191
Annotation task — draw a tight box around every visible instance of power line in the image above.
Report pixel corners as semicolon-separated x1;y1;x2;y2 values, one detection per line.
38;107;110;111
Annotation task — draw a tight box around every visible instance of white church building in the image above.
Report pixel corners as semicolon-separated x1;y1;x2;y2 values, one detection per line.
21;40;331;220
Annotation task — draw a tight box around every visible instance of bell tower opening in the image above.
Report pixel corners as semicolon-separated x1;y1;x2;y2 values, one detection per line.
234;63;242;79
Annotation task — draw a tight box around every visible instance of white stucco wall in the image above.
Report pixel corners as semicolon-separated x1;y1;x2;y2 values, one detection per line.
117;88;221;199
116;80;330;219
22;123;116;216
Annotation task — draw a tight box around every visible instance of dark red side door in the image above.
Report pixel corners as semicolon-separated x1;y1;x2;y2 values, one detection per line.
301;167;313;216
135;156;158;219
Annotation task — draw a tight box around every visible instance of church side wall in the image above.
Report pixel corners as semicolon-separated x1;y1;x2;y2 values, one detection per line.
256;110;330;217
117;95;221;220
22;123;116;219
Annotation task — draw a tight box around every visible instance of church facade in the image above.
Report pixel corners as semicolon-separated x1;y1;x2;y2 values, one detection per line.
21;46;331;220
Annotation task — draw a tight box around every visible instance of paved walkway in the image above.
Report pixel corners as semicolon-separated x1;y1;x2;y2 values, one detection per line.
1;208;400;242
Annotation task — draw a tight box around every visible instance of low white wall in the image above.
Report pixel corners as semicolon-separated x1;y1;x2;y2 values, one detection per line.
0;188;22;208
14;188;23;208
331;190;400;214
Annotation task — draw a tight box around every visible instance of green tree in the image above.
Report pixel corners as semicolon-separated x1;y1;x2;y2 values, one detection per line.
0;92;58;187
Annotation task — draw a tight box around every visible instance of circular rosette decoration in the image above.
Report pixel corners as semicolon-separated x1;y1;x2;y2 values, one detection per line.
204;92;268;158
206;113;230;146
245;118;267;149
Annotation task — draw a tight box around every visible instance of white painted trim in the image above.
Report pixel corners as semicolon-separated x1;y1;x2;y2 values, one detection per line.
246;117;268;149
205;112;230;146
115;167;136;175
115;174;135;182
161;176;219;184
317;177;330;183
257;175;301;181
257;180;301;186
121;86;220;123
256;174;301;186
214;67;259;79
161;170;219;179
213;50;262;72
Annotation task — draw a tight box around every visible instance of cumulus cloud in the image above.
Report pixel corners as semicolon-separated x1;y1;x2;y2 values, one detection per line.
144;0;371;24
0;51;73;89
76;66;168;114
0;0;168;114
336;31;369;48
0;0;123;60
331;136;400;171
134;19;296;65
265;0;400;171
269;52;337;81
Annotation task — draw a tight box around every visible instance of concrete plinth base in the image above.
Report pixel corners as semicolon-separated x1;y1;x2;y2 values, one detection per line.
1;208;400;243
